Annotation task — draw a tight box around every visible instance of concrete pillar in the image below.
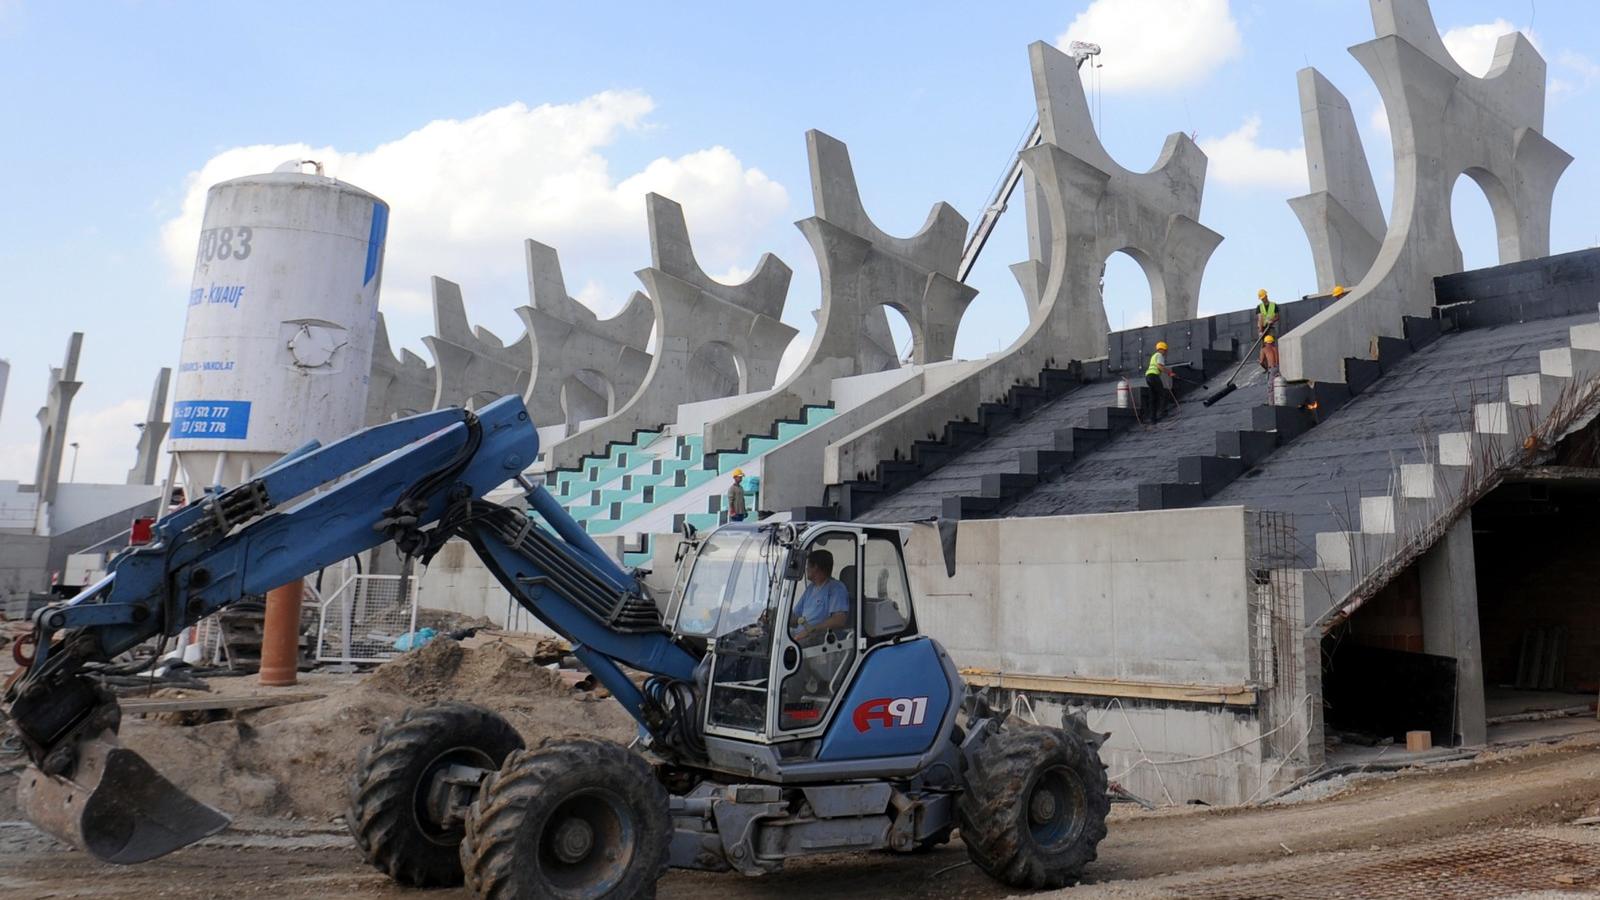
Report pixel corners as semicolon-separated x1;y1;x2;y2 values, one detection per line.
127;367;171;486
1419;513;1487;745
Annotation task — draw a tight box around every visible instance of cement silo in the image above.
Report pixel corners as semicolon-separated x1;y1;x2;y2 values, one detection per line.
170;165;389;491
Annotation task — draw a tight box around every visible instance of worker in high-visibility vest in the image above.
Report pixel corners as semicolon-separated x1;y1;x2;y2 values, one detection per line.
1255;288;1279;369
1145;340;1174;421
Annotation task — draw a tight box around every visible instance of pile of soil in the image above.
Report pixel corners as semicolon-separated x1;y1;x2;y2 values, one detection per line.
120;638;637;822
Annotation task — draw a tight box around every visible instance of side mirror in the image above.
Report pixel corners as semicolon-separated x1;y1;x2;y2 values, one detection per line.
783;548;805;581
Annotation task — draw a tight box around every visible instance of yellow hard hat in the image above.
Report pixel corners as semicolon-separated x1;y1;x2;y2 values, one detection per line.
1264;334;1276;344
1331;284;1347;298
1155;340;1169;352
731;468;744;478
1257;288;1268;300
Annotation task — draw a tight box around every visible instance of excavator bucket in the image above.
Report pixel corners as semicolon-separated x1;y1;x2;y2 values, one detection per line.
17;733;229;864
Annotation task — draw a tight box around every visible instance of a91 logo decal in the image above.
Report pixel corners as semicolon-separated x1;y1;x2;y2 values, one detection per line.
852;696;929;732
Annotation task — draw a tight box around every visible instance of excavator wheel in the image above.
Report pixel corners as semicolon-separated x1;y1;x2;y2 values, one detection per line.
348;702;524;887
956;722;1110;889
460;736;671;900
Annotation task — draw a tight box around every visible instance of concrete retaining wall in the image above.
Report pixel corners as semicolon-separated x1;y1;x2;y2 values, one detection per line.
903;507;1254;685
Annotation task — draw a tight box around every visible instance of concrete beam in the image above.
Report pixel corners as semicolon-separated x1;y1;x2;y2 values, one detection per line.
545;193;797;471
126;367;171;486
1287;67;1386;292
1419;513;1487;745
1282;0;1572;383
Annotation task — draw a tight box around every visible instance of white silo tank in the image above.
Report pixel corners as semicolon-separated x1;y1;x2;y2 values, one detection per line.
171;166;389;491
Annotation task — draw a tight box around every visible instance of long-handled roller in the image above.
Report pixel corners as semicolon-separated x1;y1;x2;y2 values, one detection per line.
1202;330;1269;407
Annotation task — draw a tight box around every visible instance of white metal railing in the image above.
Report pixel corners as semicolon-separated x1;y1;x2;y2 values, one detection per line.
316;573;419;664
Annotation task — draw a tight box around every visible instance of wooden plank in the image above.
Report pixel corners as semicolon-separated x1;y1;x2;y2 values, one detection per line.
960;669;1257;707
122;692;324;715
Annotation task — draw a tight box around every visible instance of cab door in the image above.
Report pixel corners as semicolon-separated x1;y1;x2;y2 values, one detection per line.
773;530;861;735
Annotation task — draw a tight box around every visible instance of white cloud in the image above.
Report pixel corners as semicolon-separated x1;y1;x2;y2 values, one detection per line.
1551;50;1600;99
1440;19;1538;77
1197;116;1307;191
1057;0;1242;93
160;92;790;329
0;396;157;487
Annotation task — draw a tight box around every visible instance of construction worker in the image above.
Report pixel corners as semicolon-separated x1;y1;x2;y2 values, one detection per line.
1255;288;1279;368
1260;333;1279;374
1331;284;1348;300
727;469;749;522
1145;340;1174;421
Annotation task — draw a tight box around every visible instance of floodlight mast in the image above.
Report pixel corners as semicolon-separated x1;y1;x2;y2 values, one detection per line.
956;40;1101;284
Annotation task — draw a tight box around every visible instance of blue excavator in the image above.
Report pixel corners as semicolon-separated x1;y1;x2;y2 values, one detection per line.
2;396;1108;898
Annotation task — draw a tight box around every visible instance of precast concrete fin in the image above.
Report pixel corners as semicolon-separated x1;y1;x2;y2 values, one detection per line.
518;239;654;431
1281;0;1572;383
127;367;171;486
797;130;976;369
1022;39;1221;355
1288;67;1386;293
423;276;534;411
365;312;437;425
698;129;979;455
544;193;798;470
35;332;84;505
818;41;1223;490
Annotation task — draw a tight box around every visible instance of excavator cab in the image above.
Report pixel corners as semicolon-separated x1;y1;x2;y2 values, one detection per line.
666;521;941;766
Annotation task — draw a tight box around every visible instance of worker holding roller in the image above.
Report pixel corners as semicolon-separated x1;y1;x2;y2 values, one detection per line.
1255;288;1279;368
1144;341;1174;421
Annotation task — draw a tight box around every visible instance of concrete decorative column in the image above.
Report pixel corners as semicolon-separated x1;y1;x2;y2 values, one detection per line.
1281;0;1572;383
365;313;437;425
1288;68;1387;293
702;130;976;453
1419;513;1488;745
545;193;796;471
518;240;654;435
127;367;172;485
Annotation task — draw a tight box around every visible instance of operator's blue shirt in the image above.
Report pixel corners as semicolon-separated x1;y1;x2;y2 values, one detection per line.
794;578;848;627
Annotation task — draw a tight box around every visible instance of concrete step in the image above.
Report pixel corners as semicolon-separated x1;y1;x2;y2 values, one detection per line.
1570;322;1600;351
1400;462;1470;501
1506;371;1569;419
1216;429;1278;465
1438;429;1514;467
1359;495;1396;535
1539;346;1600;381
1314;530;1394;572
1298;567;1355;623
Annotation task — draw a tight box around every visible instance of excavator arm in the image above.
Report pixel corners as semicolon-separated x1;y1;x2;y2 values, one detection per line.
1;395;698;864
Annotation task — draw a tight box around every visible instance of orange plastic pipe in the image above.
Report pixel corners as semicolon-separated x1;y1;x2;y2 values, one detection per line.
258;580;304;686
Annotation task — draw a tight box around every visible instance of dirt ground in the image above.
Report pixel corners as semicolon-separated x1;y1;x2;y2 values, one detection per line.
3;640;1599;898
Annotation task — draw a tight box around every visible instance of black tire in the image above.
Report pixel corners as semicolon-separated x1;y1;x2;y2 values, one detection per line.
460;736;671;900
956;722;1110;889
348;702;524;887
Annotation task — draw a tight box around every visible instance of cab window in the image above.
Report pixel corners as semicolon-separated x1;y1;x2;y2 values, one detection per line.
861;534;913;642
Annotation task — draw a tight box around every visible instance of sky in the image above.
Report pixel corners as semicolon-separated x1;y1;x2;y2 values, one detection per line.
2;0;1598;484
